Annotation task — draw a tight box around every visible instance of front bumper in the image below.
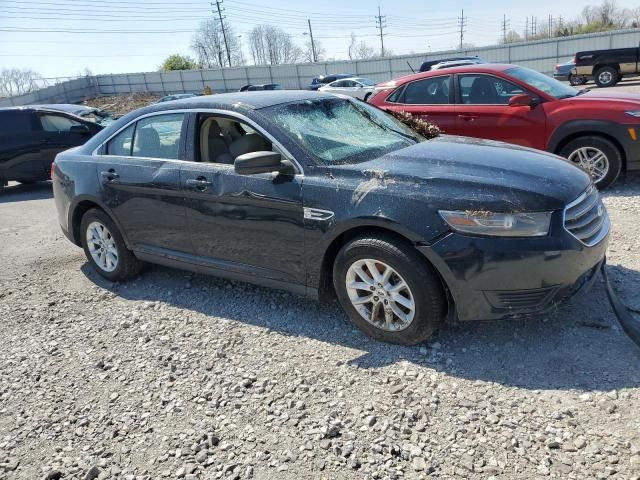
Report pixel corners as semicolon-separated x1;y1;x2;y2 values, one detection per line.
616;123;640;171
418;212;609;321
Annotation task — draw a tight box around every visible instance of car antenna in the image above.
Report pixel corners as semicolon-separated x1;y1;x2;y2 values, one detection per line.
406;61;415;73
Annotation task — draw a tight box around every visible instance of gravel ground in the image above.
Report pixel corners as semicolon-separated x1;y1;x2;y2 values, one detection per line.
0;177;639;480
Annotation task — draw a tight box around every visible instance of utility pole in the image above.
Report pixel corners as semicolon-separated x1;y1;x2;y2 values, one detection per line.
307;19;317;62
502;14;509;43
532;16;537;37
458;9;466;50
376;6;386;57
548;14;553;38
213;0;231;67
525;17;529;40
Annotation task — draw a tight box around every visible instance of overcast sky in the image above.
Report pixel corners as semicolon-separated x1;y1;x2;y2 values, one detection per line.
1;0;638;78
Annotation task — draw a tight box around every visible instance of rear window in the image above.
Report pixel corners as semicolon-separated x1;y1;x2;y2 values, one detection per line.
0;110;32;135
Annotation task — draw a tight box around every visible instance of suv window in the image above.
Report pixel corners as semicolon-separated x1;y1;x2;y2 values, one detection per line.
402;76;451;104
132;113;185;160
39;113;81;132
459;74;525;105
324;75;337;83
0;110;32;135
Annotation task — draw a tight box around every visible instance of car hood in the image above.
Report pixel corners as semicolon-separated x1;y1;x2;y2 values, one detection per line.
331;135;590;212
565;89;640;106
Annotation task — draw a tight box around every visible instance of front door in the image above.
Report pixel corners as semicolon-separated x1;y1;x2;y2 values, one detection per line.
454;74;547;149
181;114;306;286
96;112;191;253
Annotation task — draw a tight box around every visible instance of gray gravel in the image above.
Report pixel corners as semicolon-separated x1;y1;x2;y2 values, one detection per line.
0;178;639;480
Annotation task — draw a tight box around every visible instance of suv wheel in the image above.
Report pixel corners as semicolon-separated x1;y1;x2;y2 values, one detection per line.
569;74;587;86
560;136;622;189
594;66;618;88
333;235;445;345
80;208;142;281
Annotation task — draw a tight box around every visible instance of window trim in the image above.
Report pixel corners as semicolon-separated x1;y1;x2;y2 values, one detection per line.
386;75;453;106
454;73;531;106
93;108;303;175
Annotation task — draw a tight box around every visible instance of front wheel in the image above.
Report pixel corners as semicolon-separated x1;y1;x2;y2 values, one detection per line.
80;208;142;281
569;74;587;86
333;235;446;345
560;136;622;189
594;66;618;88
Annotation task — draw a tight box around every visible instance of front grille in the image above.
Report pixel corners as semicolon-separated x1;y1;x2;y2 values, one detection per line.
564;185;609;247
485;287;557;310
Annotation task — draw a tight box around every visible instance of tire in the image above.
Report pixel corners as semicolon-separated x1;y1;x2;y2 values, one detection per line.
364;92;372;102
332;234;446;345
80;208;142;281
568;74;586;86
559;136;622;189
594;66;618;88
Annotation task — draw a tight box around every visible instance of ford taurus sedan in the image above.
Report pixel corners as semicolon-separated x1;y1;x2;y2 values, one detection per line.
52;91;609;345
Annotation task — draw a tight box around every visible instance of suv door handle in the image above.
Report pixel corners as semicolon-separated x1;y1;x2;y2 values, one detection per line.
100;170;119;181
458;114;477;121
186;177;213;190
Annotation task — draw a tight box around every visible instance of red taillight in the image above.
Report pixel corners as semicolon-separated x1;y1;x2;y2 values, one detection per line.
50;162;56;178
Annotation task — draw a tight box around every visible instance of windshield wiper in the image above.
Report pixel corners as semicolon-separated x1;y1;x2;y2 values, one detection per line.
575;88;591;96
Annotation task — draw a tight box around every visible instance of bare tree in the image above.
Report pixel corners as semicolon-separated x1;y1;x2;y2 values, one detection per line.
348;33;376;60
303;39;325;63
0;68;41;97
248;25;302;65
191;19;244;68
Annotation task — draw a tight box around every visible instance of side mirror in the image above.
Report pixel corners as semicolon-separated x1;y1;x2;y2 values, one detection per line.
508;93;538;108
70;124;91;135
234;151;293;175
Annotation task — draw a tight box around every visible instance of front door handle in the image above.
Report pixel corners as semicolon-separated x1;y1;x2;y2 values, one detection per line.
186;177;213;190
100;170;119;181
458;114;477;121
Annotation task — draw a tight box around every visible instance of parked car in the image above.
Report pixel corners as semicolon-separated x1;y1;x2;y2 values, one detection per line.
370;63;640;188
156;93;199;103
431;59;485;70
573;47;640;88
52;91;608;345
0;106;102;188
239;84;283;92
318;77;376;101
553;59;588;86
419;57;484;72
309;73;355;90
32;104;116;126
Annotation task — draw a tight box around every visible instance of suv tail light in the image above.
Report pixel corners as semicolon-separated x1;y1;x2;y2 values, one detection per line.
50;162;56;178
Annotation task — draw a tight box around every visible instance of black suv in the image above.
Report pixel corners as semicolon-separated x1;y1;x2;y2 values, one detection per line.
0;107;102;187
52;92;608;345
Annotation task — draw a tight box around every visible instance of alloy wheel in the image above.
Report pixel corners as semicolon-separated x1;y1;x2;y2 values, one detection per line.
345;259;415;332
598;71;613;85
568;147;610;184
86;221;119;272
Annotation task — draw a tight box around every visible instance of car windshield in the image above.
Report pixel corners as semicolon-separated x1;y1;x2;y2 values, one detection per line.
355;78;376;86
506;66;578;99
265;97;421;164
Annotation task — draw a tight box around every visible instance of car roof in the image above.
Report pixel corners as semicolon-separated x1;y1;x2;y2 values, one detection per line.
382;63;514;85
30;104;98;114
0;105;91;114
142;90;336;112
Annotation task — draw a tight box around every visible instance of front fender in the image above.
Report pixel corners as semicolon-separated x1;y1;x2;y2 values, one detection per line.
547;119;624;153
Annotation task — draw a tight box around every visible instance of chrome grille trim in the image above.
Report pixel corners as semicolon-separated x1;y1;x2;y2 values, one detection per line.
563;185;610;247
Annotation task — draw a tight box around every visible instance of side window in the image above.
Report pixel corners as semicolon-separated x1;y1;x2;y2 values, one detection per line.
0;111;32;135
331;80;346;88
106;124;135;156
386;86;405;103
324;76;336;83
459;75;525;105
132;113;185;160
39;114;80;132
344;80;358;87
198;115;272;165
402;76;451;105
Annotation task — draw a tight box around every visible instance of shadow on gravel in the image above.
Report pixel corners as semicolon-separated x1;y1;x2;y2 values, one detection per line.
81;258;640;392
0;182;52;203
601;174;640;198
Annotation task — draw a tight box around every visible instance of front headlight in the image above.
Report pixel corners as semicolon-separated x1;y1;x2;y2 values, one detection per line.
439;210;552;237
625;111;640;118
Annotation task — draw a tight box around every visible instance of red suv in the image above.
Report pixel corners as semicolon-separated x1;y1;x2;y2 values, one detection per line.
370;64;640;188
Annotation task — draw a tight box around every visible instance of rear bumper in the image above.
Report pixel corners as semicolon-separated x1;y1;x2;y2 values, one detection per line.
418;213;609;321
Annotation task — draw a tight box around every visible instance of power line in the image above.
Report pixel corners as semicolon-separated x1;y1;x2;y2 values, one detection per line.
375;6;386;57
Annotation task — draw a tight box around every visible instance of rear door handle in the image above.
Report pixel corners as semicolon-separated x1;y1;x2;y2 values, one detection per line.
100;170;119;181
458;114;477;121
186;177;213;190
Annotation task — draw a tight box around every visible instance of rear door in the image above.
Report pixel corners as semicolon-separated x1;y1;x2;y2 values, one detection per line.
0;110;42;182
382;75;457;134
96;112;191;254
454;73;546;149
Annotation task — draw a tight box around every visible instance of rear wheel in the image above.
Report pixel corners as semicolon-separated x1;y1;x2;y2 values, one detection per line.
80;208;142;281
364;92;372;102
560;136;622;189
594;66;618;88
333;235;445;345
569;74;587;86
